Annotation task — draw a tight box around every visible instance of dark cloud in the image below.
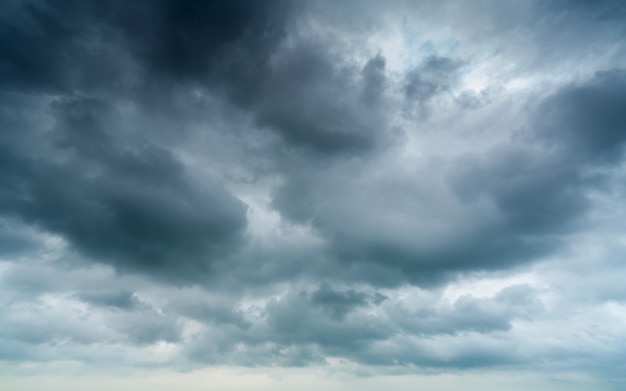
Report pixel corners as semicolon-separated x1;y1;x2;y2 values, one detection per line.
453;69;626;233
0;220;40;257
0;96;247;282
0;0;304;282
308;283;386;321
0;0;87;92
0;2;395;289
249;45;391;155
173;299;251;330
534;69;626;164
360;54;388;106
1;0;626;381
184;282;545;368
404;56;463;106
270;157;555;287
544;0;626;21
271;69;626;287
76;290;142;310
244;289;393;362
1;0;390;156
450;145;586;235
0;0;291;94
112;0;290;82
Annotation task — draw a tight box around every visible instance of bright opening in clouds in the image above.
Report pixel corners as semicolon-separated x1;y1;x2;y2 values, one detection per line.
1;1;626;390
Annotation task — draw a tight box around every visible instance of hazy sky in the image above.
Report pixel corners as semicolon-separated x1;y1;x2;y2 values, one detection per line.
1;0;626;390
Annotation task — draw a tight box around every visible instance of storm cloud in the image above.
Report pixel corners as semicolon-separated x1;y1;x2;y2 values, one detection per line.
1;0;626;389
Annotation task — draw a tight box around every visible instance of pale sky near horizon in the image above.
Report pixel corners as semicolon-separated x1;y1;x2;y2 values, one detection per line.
0;362;615;391
1;1;626;390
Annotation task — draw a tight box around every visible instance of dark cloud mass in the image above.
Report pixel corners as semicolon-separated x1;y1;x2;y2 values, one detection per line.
76;290;141;310
0;0;291;93
0;95;247;281
270;66;626;286
536;69;626;163
1;0;626;386
308;283;386;321
253;45;389;154
404;56;463;111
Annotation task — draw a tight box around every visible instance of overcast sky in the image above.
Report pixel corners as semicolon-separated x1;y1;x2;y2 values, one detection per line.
1;0;626;390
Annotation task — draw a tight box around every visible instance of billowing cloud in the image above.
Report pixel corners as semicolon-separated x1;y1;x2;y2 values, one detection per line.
1;0;626;389
0;95;247;281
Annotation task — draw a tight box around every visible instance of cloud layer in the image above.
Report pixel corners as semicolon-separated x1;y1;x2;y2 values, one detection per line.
1;0;626;388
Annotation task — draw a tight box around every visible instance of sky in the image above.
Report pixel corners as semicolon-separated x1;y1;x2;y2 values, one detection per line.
1;0;626;390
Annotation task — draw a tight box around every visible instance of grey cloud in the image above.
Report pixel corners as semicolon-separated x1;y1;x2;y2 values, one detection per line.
0;300;181;353
494;284;539;306
271;157;550;287
204;289;395;365
534;69;626;164
112;0;291;83
361;54;388;106
543;0;626;21
252;45;391;154
184;283;544;368
1;0;389;157
1;0;626;382
0;1;270;282
404;56;463;105
0;96;247;282
0;0;291;94
449;145;586;235
111;310;182;346
271;69;626;287
0;220;40;257
181;285;395;366
0;0;95;92
0;0;395;286
1;264;64;300
526;0;626;73
452;69;626;236
390;285;544;337
263;290;391;349
1;300;106;346
394;296;512;336
125;0;392;156
173;300;251;330
0;266;183;354
354;337;521;369
76;290;142;310
308;283;387;321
